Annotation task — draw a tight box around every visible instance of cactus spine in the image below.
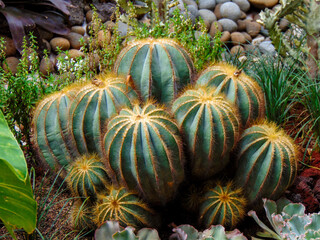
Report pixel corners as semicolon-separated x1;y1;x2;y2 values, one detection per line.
234;121;298;206
66;154;111;201
104;102;185;205
95;186;155;228
114;38;194;104
172;86;240;179
32;88;78;174
70;200;95;231
199;182;246;228
196;63;265;128
69;74;138;156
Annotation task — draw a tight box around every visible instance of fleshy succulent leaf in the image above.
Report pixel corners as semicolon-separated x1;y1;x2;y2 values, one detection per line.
137;229;161;240
95;221;122;240
113;228;138;240
306;213;320;231
47;0;71;15
282;203;306;218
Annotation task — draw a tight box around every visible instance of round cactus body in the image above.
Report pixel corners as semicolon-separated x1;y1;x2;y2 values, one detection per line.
104;102;185;205
199;182;246;228
234;122;298;206
69;75;138;156
95;186;155;228
71;200;95;231
66;154;111;201
172;86;240;179
196;63;265;128
32;88;78;173
114;38;194;105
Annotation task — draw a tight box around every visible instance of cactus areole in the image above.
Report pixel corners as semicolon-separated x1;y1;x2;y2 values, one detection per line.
104;102;185;205
114;38;195;105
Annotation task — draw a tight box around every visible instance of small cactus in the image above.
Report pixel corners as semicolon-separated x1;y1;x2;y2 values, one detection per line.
69;74;138;156
172;86;240;179
234;121;298;206
66;154;111;201
114;38;195;105
95;186;155;229
70;200;95;231
199;182;246;228
196;62;265;128
104;102;185;205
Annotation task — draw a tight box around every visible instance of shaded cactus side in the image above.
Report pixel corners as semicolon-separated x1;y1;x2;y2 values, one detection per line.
70;200;95;231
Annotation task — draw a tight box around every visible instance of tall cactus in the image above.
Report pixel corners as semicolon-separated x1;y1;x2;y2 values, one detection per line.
69;74;138;157
234;121;298;206
196;63;265;128
104;102;185;205
32;88;79;174
114;38;195;105
172;86;240;179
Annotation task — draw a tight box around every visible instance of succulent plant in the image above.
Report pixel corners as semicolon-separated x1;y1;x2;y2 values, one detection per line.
95;221;160;240
104;102;185;205
66;154;111;201
114;38;195;105
32;88;78;174
196;62;265;128
170;224;247;240
172;86;240;179
95;186;156;229
249;198;320;240
234;121;298;206
70;200;95;231
69;74;138;157
199;182;246;228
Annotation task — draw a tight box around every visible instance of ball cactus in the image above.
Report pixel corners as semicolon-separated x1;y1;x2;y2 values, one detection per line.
32;88;79;174
70;200;95;231
114;38;195;105
199;182;246;228
104;102;185;205
234;121;298;206
196;62;265;128
172;86;240;179
66;154;111;201
95;186;155;228
69;74;138;156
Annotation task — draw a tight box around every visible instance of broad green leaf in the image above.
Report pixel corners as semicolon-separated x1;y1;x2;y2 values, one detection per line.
0;110;26;180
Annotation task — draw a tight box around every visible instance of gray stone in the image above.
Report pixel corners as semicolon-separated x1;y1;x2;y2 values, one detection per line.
92;3;116;22
118;22;129;37
232;0;250;12
183;0;198;9
67;0;85;25
216;0;230;3
252;35;265;45
218;18;238;32
260;26;269;37
187;5;199;18
199;9;217;25
259;40;276;54
220;2;241;21
199;0;216;10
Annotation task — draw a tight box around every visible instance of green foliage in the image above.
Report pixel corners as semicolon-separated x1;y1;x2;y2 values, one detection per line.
234;121;298;206
66;154;111;201
196;62;266;128
170;224;247;240
172;86;239;179
199;182;246;229
95;221;160;240
249;198;320;240
94;186;156;228
104;102;185;205
0;110;36;239
114;38;194;105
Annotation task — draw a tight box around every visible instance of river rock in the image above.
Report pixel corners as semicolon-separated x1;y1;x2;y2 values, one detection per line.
187;5;199;18
3;57;19;74
118;22;129;37
66;32;83;50
220;31;231;42
214;3;223;19
242;32;252;42
231;32;246;44
248;0;278;8
1;35;16;57
217;0;230;3
279;18;290;31
209;22;223;37
237;19;250;31
39;58;55;75
220;2;241;21
230;45;245;55
183;0;198;9
246;21;261;37
259;40;276;54
232;0;250;12
105;21;116;32
71;26;86;35
68;49;85;59
38;28;54;41
218;18;238;32
50;37;70;52
199;9;217;25
199;0;216;10
252;35;265;45
98;30;111;48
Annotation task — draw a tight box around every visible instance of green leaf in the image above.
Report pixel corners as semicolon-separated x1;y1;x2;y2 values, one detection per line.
0;110;26;180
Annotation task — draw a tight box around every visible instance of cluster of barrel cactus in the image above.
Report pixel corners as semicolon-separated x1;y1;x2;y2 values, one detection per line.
32;38;299;236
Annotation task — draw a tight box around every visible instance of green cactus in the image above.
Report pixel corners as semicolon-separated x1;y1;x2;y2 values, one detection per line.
234;121;298;206
94;186;155;228
95;221;160;240
196;62;265;128
69;74;138;157
104;102;185;205
114;38;195;105
66;154;111;201
170;224;247;240
249;198;320;240
32;88;79;174
172;86;240;179
199;182;246;228
70;200;95;231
